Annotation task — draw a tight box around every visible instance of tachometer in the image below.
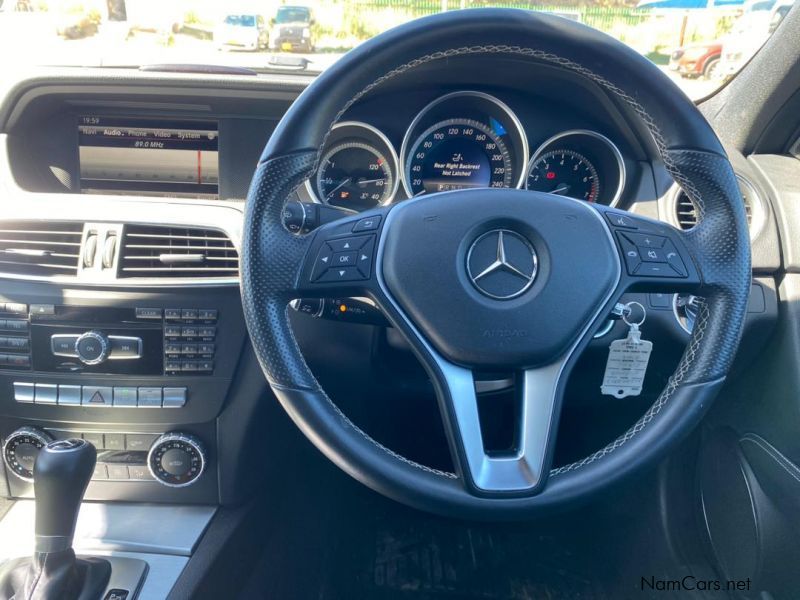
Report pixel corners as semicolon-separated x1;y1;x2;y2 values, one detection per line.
405;119;513;195
526;150;600;202
316;141;394;210
525;130;626;206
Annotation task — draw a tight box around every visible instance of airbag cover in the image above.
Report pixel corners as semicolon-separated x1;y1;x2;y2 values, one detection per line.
381;189;619;367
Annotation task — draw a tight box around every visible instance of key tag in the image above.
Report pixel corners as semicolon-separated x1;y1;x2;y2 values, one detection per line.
601;302;653;399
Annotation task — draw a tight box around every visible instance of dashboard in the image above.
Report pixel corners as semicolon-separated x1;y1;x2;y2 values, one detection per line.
304;91;625;209
77;116;219;199
63;88;629;211
0;58;784;509
4;57;652;214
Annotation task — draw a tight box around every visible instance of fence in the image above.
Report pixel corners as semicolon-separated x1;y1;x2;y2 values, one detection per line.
313;1;735;55
344;0;649;34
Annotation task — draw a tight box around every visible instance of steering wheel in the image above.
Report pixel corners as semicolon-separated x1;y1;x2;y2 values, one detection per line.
240;9;750;519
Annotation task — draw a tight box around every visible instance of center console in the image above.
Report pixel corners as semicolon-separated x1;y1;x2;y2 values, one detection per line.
0;75;312;599
0;283;247;505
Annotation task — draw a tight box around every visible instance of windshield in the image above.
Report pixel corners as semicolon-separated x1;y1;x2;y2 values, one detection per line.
224;15;256;28
0;0;793;100
275;7;310;23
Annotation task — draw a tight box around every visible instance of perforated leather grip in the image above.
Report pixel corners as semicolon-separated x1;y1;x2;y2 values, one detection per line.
667;149;751;383
241;152;318;390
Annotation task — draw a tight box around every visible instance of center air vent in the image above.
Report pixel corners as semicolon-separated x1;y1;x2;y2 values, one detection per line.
0;220;83;277
673;175;758;231
119;225;239;279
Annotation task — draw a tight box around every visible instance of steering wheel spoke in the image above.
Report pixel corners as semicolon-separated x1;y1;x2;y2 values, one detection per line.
373;269;588;497
443;361;569;496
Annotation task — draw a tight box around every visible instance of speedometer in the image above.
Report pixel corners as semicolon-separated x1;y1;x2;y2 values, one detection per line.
405;119;513;195
400;91;528;197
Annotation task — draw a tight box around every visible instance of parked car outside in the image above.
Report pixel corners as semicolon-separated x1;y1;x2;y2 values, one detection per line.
215;13;269;52
269;5;315;52
669;42;722;79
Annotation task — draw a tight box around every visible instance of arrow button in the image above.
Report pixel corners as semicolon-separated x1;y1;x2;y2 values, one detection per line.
318;267;362;282
328;236;370;253
311;245;334;281
357;236;375;278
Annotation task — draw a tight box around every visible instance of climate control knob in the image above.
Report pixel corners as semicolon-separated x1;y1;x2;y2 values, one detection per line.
75;331;109;365
147;433;206;488
2;427;54;481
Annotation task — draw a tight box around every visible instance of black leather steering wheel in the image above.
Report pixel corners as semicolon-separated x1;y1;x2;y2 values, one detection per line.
240;9;751;519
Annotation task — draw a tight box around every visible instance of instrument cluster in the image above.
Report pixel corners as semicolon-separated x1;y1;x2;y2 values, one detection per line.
305;90;627;210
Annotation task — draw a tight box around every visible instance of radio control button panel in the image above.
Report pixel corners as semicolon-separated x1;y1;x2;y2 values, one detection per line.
0;304;32;371
160;307;218;376
22;304;220;376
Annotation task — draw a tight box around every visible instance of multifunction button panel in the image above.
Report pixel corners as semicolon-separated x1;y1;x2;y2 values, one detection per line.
603;211;691;279
13;382;187;408
136;308;218;375
309;216;381;284
616;231;688;278
311;235;375;283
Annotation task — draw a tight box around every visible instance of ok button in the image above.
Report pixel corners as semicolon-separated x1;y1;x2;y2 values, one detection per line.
333;251;357;266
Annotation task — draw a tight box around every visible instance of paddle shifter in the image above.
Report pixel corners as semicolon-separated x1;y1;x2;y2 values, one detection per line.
0;438;111;600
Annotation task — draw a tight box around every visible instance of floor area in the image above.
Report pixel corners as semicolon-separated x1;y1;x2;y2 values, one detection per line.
234;425;720;600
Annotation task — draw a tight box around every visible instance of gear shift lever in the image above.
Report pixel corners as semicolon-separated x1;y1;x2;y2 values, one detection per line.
34;439;96;554
0;439;111;600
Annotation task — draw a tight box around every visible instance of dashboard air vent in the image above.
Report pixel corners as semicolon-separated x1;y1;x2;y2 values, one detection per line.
119;225;238;279
674;187;753;230
0;220;83;277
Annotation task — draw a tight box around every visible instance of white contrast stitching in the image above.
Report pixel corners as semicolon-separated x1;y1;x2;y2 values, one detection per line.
277;306;458;479
325;393;458;479
552;299;709;474
740;434;800;485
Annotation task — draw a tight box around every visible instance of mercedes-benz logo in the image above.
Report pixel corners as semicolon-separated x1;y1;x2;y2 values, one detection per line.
466;229;538;300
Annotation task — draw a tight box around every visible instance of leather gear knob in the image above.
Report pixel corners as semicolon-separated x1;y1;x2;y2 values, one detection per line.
33;439;96;553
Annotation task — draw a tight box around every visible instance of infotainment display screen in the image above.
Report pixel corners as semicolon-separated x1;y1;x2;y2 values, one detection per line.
78;116;219;198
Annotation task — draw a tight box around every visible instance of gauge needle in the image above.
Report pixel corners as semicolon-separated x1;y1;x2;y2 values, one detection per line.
356;178;384;186
326;177;352;199
550;183;571;195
